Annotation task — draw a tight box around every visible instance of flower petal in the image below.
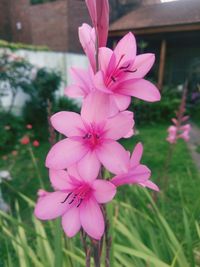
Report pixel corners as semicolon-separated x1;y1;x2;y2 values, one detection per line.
104;111;134;140
77;151;101;181
111;164;151;187
79;23;96;72
51;112;85;137
130;142;143;168
94;71;112;93
81;91;110;123
92;180;116;203
65;85;84;98
34;191;71;220
114;32;136;65
96;140;129;174
140;180;159;191
112;94;131;111
49;169;75;191
62;206;81;237
85;0;109;47
67;165;82;180
45;139;88;170
132;54;155;78
98;47;113;74
80;198;104;240
95;0;109;47
119;79;161;102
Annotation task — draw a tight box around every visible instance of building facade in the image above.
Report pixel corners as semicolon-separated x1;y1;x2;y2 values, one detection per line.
0;0;90;52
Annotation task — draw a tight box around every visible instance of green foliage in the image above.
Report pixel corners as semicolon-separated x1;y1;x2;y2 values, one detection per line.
30;0;56;5
131;87;181;125
0;112;23;153
22;68;62;129
0;40;49;51
0;52;33;112
53;96;80;114
1;188;199;267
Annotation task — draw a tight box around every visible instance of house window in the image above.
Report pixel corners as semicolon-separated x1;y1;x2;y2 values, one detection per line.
30;0;57;5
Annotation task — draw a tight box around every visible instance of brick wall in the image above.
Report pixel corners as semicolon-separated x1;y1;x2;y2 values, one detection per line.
0;0;11;40
9;0;32;43
67;0;90;53
30;0;69;51
1;0;91;52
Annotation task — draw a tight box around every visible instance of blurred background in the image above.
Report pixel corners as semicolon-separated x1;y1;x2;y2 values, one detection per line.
0;0;200;266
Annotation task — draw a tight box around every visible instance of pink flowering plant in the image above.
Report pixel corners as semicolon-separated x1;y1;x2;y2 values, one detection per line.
34;0;161;265
167;86;191;144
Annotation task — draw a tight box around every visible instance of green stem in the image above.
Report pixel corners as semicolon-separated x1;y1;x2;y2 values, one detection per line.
27;144;44;188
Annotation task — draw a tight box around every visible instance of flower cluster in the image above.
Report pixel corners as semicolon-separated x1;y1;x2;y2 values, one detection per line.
20;124;40;147
34;0;160;240
167;88;191;144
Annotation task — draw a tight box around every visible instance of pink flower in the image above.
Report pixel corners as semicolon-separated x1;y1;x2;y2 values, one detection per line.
34;167;116;240
178;124;191;142
85;0;109;48
11;150;18;156
65;67;95;99
33;140;40;147
166;126;177;144
79;24;96;72
20;136;30;145
46;108;134;176
2;155;8;161
111;143;159;191
26;124;33;129
166;124;191;144
93;32;161;111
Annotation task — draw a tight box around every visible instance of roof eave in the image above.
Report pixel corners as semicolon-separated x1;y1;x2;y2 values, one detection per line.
109;22;200;37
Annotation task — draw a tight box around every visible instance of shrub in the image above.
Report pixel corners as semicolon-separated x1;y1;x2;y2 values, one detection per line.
0;40;49;51
53;96;80;114
22;68;62;132
131;86;182;125
0;52;33;113
0;112;23;154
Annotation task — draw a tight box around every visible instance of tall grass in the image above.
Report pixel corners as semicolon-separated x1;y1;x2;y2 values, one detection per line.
1;185;199;267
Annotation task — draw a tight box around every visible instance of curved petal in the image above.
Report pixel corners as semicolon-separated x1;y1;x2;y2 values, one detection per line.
77;151;101;181
49;169;75;191
94;71;112;93
80;198;104;240
81;91;110;123
79;23;96;72
67;165;82;181
132;54;155;78
51;112;85;137
140;180;159;191
92;180;116;203
130;142;143;168
96;140;129;174
62;206;81;237
104;111;134;140
114;32;136;66
34;191;71;220
65;85;85;98
111;164;151;187
119;79;161;102
45;139;88;170
98;47;113;74
95;0;109;47
85;0;109;47
112;94;131;111
70;67;93;95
